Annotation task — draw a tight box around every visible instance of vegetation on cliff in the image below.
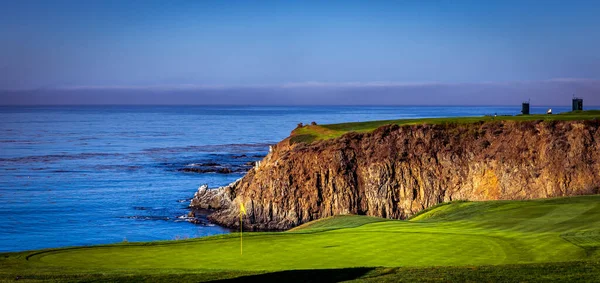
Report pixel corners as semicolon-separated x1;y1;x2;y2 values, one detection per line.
291;110;600;144
2;195;599;282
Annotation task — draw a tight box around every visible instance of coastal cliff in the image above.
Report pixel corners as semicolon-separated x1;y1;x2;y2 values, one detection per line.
191;119;600;230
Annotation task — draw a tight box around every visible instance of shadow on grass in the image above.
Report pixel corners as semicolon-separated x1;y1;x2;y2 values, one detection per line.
207;267;374;283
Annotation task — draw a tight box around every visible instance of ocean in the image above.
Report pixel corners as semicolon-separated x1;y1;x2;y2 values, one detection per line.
0;105;574;252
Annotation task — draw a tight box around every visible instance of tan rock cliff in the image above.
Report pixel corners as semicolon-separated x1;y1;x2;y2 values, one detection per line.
191;120;600;230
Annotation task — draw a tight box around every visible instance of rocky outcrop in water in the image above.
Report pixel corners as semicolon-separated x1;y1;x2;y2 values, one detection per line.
179;162;256;174
191;119;600;230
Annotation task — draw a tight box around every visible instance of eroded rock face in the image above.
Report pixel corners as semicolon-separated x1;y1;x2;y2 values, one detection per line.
190;183;236;210
191;120;600;230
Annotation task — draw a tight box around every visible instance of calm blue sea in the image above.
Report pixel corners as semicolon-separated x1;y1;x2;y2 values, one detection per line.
0;105;577;252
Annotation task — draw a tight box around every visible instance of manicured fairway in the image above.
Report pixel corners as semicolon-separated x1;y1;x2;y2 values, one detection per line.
2;195;600;282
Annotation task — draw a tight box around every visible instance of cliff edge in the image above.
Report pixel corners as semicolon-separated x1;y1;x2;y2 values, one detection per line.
191;117;600;230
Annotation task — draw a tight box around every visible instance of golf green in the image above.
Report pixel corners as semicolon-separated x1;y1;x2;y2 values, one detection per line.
2;195;599;282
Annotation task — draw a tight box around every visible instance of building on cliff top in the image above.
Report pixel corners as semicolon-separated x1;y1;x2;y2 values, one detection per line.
572;97;583;111
521;100;530;115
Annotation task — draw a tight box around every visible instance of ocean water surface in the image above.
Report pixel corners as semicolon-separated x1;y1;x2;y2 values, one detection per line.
0;105;573;252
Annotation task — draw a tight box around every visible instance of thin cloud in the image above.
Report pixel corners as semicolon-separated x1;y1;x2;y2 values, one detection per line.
1;78;599;106
13;78;598;92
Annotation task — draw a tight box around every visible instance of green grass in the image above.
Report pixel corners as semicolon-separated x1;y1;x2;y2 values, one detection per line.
288;214;389;232
2;195;600;282
290;110;600;144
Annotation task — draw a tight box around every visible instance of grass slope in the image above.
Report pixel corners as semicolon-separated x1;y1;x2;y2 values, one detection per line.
291;110;600;143
2;195;600;282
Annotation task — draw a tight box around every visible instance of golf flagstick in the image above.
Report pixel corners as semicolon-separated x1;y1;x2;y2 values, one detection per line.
240;202;246;255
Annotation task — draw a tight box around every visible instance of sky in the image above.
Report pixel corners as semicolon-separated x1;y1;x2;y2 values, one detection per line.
0;0;599;105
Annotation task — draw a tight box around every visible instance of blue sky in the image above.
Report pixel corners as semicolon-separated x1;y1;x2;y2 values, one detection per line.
1;0;599;105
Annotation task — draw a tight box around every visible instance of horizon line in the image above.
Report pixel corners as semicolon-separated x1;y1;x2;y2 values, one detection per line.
2;104;599;107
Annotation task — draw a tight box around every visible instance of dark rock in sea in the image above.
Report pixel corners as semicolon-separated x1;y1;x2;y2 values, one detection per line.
200;162;219;166
178;157;260;174
179;167;233;174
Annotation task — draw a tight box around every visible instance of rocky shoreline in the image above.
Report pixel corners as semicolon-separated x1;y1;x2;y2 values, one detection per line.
191;119;600;230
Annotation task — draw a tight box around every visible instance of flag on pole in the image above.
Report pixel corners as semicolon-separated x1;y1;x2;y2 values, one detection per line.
240;202;246;255
240;202;246;215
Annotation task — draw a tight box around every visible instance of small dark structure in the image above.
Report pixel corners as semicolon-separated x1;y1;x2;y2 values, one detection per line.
521;101;530;115
572;97;583;111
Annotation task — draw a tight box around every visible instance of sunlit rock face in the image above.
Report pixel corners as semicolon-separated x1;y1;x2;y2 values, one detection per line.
191;120;600;230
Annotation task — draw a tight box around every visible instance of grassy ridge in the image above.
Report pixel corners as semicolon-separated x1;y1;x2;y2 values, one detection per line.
2;195;600;282
288;214;388;232
291;110;600;143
